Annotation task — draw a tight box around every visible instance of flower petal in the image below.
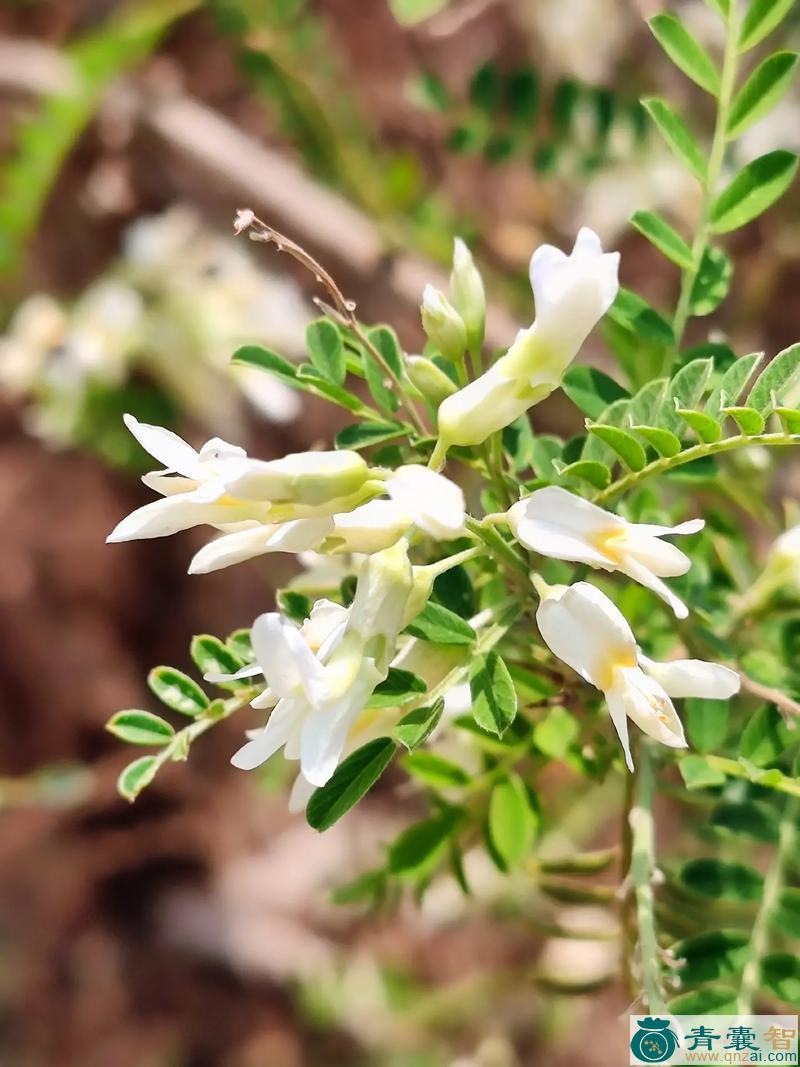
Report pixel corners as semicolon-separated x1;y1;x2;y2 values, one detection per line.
188;517;331;574
605;684;635;772
508;486;621;566
330;499;411;553
299;664;380;787
288;773;317;813
386;465;465;540
638;654;740;699
230;697;301;770
617;556;688;619
123;413;206;479
107;495;255;542
621;528;692;577
536;581;637;690
612;666;687;750
250;612;325;700
204;663;262;684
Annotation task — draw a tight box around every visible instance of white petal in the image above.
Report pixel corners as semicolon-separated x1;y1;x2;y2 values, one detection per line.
299;665;379;787
230;698;301;770
618;556;688;619
605;684;635;772
621;528;692;577
251;687;277;710
529;243;568;307
288;773;317;813
250;613;325;700
508;486;622;566
535;581;637;690
106;495;254;542
330;499;411;553
141;470;198;497
198;437;246;464
612;666;687;750
219;450;367;505
443;681;473;720
386;465;465;539
204;663;262;684
300;599;350;654
188;517;331;574
634;518;705;538
638;654;740;700
123;413;205;479
572;226;604;257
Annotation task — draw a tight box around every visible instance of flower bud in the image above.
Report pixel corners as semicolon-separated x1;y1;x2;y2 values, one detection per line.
219;449;369;506
406;355;457;406
450;238;485;353
421;284;467;364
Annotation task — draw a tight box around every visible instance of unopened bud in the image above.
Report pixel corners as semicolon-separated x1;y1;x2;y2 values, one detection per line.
406;355;457;405
421;284;466;363
450;238;485;352
220;450;369;506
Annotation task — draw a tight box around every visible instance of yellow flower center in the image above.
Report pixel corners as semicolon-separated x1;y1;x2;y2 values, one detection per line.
588;525;629;564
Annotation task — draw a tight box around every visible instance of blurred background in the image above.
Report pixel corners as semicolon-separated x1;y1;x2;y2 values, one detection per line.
0;0;798;1064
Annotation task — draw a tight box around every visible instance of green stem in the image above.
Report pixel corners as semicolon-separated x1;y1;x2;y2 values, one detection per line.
628;747;667;1012
672;4;740;346
151;687;261;775
737;795;798;1014
592;432;800;506
705;755;800;797
417;544;485;581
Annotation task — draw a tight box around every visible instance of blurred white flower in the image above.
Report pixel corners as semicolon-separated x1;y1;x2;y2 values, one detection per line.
536;580;739;770
507;486;703;618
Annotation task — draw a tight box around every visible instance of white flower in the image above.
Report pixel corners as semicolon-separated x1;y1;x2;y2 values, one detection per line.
230;540;414;787
434;228;619;453
508;486;703;618
188;517;334;574
106;415;372;543
535;581;739;770
385;464;465;540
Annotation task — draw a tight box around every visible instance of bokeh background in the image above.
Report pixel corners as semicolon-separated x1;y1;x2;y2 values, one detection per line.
0;1;799;1064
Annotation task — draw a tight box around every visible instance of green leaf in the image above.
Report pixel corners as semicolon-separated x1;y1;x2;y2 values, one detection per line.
403;750;470;788
366;325;404;378
739;0;796;52
561;365;629;419
586;424;647;471
668;985;737;1014
117;755;158;801
559;460;612;489
368;668;427;708
232;344;297;383
727;51;799;139
642;97;707;181
775;407;800;433
740;703;795;766
722;405;766;434
677;408;723;443
679;754;727;789
533;706;578;759
672;930;749;987
394;699;445;750
748;342;800;413
405;601;476;646
306;319;346;385
685;698;729;752
148;667;209;717
107;710;175;746
306;737;396;831
335;420;405;450
607;286;675;346
631;209;693;268
488;772;538;868
632;425;683;456
295;364;371;414
330;868;387;906
762;954;800;1005
710;800;779;842
190;635;243;681
506;664;558;702
689;246;733;316
388;809;462;876
470;652;518;736
276;590;312;623
671;356;715;412
704;0;730;15
711;150;799;233
648;13;720;95
681;857;764;901
226;628;254;663
771;887;800;939
706;351;763;417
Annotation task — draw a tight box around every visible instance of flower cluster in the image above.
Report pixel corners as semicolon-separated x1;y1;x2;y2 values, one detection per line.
108;222;743;808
